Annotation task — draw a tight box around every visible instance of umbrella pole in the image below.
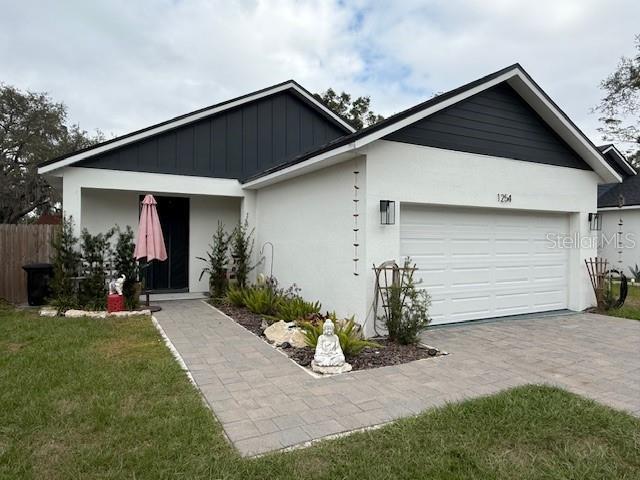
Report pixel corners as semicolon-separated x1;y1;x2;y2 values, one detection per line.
141;259;161;313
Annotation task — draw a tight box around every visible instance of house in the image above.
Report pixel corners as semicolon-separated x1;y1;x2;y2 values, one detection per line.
596;145;639;273
38;64;622;335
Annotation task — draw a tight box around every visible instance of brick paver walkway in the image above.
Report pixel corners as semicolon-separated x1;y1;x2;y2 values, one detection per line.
154;300;640;457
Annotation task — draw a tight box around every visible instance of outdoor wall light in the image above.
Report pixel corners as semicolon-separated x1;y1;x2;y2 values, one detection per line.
588;212;601;231
380;200;396;225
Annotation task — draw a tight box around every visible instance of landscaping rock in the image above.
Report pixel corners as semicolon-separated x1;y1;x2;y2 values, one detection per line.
108;310;152;317
64;310;107;319
39;307;57;317
264;320;307;348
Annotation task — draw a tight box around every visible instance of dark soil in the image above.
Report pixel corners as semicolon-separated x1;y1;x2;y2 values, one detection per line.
215;302;265;337
287;339;439;371
213;301;443;372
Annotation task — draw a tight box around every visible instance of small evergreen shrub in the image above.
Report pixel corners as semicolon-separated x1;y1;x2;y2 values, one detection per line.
230;216;254;289
50;216;81;313
300;316;380;357
198;221;230;300
78;228;114;310
242;285;279;315
113;225;139;311
275;296;321;322
384;259;431;345
225;285;246;307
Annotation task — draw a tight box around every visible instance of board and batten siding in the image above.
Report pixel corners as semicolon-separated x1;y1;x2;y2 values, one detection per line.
78;91;346;181
384;82;591;171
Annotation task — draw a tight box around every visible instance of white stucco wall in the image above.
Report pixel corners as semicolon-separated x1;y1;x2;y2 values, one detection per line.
255;158;368;326
361;140;603;327
64;166;243;293
598;209;640;273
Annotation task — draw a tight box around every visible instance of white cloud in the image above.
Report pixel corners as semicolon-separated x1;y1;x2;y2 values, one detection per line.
0;0;637;144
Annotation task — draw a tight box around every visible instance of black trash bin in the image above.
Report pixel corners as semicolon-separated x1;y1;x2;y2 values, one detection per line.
22;263;54;306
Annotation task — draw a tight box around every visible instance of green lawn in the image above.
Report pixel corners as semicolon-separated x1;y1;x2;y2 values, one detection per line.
1;303;639;479
608;283;640;320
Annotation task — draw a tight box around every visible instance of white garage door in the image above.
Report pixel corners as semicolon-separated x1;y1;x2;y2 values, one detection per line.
400;204;569;325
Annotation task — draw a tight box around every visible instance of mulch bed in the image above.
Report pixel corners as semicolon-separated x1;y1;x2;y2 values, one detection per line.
214;301;444;372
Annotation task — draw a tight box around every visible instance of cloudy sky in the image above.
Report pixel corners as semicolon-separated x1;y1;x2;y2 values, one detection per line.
1;0;638;145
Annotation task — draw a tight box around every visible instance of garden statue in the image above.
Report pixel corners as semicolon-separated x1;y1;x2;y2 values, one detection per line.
311;319;352;374
109;275;126;296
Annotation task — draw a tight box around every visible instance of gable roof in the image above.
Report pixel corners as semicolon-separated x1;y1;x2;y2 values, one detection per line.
597;144;636;177
38;80;355;174
244;64;622;188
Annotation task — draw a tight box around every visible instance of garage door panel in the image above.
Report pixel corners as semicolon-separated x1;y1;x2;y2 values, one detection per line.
400;205;569;325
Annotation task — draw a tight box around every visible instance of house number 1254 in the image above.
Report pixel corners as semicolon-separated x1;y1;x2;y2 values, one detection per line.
497;193;512;203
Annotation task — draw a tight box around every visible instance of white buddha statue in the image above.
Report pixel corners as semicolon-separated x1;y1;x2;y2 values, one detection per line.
313;319;345;367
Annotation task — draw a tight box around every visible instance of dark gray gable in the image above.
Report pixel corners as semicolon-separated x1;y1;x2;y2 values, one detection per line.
384;82;591;170
78;90;346;180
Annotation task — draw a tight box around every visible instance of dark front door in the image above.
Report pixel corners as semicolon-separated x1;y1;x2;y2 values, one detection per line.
141;195;189;291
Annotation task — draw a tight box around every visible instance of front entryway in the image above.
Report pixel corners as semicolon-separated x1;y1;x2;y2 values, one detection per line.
142;195;189;291
400;204;570;325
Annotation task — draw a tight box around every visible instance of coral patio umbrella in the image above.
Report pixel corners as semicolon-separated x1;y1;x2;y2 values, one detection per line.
134;194;167;311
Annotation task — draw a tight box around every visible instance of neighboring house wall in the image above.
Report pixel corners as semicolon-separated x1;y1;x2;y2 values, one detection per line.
255;159;368;326
76;91;346;181
63;167;243;292
598;209;640;273
384;83;591;171
361;140;600;329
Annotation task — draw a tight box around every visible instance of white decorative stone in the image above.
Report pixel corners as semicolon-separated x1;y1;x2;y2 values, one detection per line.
64;309;107;318
108;309;151;317
264;320;307;348
39;307;57;317
312;319;349;374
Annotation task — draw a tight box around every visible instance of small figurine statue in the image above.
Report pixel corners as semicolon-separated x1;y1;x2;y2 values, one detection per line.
110;275;126;296
114;274;126;296
311;319;352;374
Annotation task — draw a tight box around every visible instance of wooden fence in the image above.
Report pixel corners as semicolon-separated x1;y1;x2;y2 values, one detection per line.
0;224;57;304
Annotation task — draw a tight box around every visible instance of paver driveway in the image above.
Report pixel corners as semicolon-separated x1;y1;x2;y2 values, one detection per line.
154;300;640;457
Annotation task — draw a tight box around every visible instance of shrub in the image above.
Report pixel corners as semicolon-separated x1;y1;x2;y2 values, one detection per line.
198;221;230;300
242;285;279;315
50;216;81;313
113;225;139;311
300;316;380;357
225;285;246;307
629;264;640;282
78;228;114;310
230;216;254;289
275;296;321;322
384;258;431;345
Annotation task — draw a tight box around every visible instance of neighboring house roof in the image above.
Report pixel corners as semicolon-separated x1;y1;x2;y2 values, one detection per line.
597;145;639;209
38;80;355;174
244;63;622;187
597;144;636;177
598;174;640;208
